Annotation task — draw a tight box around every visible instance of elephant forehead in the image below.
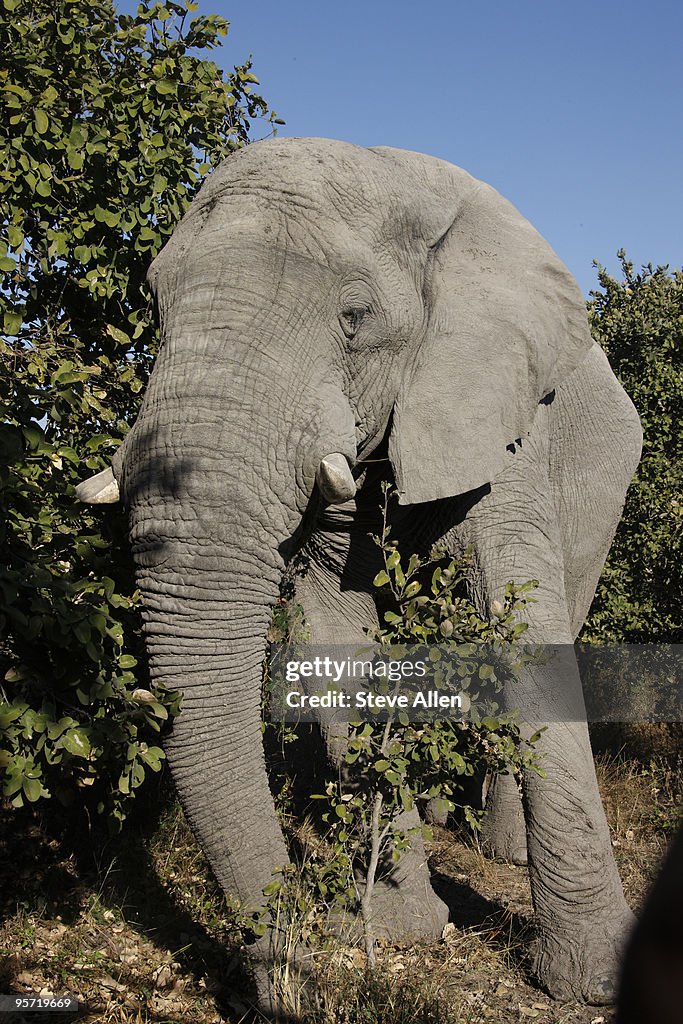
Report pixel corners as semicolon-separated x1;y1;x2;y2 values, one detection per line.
153;200;415;296
192;137;462;238
205;137;385;197
148;138;481;292
153;204;372;296
179;139;370;230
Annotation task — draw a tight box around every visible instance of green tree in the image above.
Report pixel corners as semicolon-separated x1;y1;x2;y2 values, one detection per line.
0;0;280;822
582;252;682;643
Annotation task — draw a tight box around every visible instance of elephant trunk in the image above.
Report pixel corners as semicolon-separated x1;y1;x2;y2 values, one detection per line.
139;549;289;911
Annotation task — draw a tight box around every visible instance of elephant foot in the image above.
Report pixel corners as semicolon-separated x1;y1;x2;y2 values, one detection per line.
363;876;450;943
356;805;449;942
481;823;528;867
531;905;637;1005
327;878;449;946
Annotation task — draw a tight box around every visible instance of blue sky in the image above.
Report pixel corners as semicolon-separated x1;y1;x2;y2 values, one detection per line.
142;0;682;295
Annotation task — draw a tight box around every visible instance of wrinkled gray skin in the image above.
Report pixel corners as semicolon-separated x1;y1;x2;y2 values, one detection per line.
84;139;643;1009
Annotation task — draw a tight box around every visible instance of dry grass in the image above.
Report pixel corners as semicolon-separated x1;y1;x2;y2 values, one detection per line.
0;745;680;1023
596;750;682;910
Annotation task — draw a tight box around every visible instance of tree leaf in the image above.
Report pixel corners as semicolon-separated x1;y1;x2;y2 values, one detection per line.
155;79;177;95
23;777;43;802
106;324;130;345
3;311;22;335
34;108;49;134
61;729;91;758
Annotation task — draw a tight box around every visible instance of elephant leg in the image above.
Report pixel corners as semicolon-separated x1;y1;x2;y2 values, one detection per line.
401;500;528;858
357;803;450;943
480;346;641;875
520;705;634;1004
296;508;449;942
295;517;375;769
445;410;635;1004
423;796;450;826
481;771;528;865
501;639;633;1006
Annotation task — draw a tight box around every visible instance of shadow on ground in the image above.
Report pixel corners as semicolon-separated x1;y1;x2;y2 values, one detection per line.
0;772;267;1021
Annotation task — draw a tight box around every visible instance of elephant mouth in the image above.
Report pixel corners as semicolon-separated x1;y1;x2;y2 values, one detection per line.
354;414;394;480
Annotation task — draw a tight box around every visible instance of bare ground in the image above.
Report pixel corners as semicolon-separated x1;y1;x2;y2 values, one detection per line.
0;739;681;1024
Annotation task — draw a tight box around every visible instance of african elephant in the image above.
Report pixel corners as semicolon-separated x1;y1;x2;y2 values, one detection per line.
77;138;642;1008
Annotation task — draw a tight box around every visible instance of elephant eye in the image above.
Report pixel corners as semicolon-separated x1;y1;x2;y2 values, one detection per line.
339;306;369;340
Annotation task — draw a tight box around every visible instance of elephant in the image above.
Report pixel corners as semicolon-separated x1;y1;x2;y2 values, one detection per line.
76;137;643;1009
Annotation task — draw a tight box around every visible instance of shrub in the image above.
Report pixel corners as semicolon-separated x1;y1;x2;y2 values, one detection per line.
0;0;280;823
583;252;682;643
265;485;540;963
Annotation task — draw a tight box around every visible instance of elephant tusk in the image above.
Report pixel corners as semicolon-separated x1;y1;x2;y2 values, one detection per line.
316;453;357;504
75;466;120;504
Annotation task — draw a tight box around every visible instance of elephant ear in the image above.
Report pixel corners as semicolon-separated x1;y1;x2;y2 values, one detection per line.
388;177;593;504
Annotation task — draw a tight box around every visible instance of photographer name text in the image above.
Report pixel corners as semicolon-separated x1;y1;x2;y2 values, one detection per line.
285;690;463;710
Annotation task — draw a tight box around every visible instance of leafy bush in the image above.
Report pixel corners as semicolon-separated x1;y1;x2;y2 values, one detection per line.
583;252;682;642
0;0;279;822
265;486;540;962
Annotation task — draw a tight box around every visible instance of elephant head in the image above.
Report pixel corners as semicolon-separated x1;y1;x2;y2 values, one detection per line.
78;138;605;998
110;138;594;500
